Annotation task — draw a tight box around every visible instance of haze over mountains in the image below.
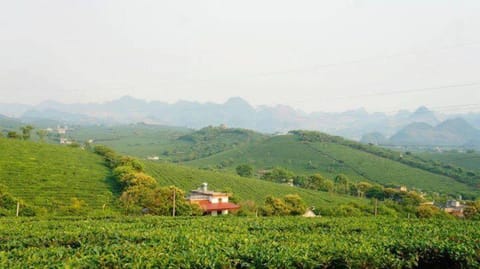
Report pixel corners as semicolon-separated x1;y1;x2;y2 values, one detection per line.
1;96;480;147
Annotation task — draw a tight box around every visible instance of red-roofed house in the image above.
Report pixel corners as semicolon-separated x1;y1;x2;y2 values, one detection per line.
188;183;240;216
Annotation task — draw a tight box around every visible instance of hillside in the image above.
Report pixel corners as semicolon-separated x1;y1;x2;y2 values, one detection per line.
0;138;114;213
187;133;477;197
144;161;367;210
0;135;368;215
69;124;267;162
418;151;480;173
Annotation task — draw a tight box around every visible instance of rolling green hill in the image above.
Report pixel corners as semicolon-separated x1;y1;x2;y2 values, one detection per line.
417;151;480;173
69;124;479;197
187;134;476;197
0;138;114;213
70;124;267;162
144;161;368;210
0;136;368;216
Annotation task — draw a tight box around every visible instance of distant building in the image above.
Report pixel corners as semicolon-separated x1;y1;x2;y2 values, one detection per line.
59;137;72;145
187;183;240;216
147;156;160;161
444;200;465;217
398;186;408;192
57;125;68;135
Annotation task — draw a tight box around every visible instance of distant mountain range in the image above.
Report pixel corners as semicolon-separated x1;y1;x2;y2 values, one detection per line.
1;96;480;145
362;118;480;149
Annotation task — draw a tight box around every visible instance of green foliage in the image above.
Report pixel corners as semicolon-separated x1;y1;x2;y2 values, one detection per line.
0;138;112;215
145;161;368;211
1;217;479;268
7;131;20;139
261;167;295;183
416;205;450;219
260;194;306;216
235;164;253;177
69;124;266;162
36;129;48;141
20;125;34;140
188;133;476;197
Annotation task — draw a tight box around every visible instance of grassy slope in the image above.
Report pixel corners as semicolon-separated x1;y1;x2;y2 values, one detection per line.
70;124;191;158
145;161;365;209
417;151;480;172
0;138;113;210
70;125;268;162
187;135;474;195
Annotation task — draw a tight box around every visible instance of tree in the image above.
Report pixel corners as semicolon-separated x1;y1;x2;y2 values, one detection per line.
7;131;20;139
365;186;385;200
262;167;295;183
283;194;307;215
463;206;478;219
236;164;253;177
260;194;307;216
36;129;49;142
20;125;34;140
356;182;372;197
334;174;350;193
118;156;144;172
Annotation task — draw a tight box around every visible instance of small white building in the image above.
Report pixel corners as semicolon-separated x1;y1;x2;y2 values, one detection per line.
57;125;68;135
187;183;240;216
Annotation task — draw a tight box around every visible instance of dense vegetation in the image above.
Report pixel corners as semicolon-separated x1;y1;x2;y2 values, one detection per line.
70;124;266;162
1;217;479;268
0;138;114;215
292;130;480;191
144;161;371;215
188;133;476;198
417;150;480;173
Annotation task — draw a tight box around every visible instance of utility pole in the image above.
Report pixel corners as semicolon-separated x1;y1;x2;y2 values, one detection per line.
16;201;20;217
172;188;176;217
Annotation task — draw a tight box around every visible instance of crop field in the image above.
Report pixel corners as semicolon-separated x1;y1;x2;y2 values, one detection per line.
188;135;474;196
0;138;114;211
0;217;478;268
308;143;473;195
144;161;365;210
418;151;480;173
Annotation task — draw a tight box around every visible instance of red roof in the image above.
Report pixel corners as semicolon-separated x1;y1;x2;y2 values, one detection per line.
196;200;240;212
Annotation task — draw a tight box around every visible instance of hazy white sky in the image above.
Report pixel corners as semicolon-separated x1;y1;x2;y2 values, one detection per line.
1;0;479;113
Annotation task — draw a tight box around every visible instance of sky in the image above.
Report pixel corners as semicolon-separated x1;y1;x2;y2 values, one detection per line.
1;0;480;113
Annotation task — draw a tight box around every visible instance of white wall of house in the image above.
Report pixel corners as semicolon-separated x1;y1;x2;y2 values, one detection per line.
211;211;217;216
222;210;229;215
209;196;228;204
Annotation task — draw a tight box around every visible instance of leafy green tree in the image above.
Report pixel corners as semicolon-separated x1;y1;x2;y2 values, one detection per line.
234;200;258;216
262;167;295;183
7;131;20;139
260;196;289;216
118;156;145;172
463;206;478;219
334;174;350;193
365;186;385;200
283;194;307;215
260;194;307;216
319;179;335;193
416;205;441;218
236;164;253;177
21;125;34;140
36;129;48;142
356;182;373;197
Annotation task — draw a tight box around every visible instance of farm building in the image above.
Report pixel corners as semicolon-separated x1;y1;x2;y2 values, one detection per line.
187;183;240;216
444;200;465;218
